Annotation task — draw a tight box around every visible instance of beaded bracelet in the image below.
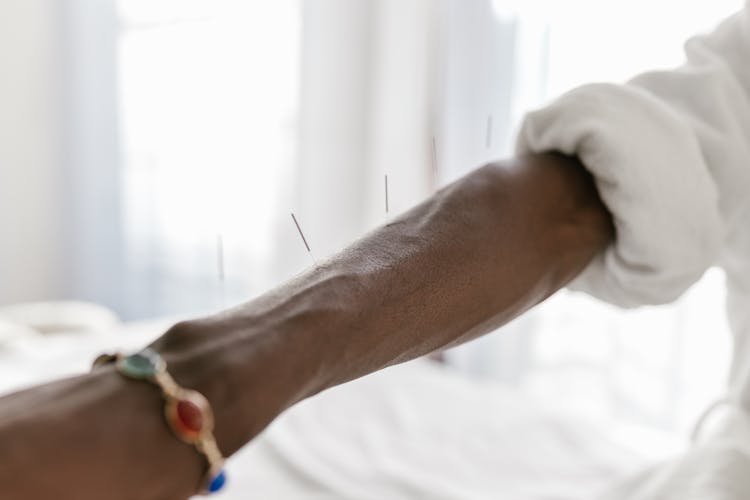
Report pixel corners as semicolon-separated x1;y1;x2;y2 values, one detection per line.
93;348;227;495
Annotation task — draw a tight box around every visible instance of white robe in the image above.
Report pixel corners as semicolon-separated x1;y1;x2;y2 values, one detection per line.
517;2;750;498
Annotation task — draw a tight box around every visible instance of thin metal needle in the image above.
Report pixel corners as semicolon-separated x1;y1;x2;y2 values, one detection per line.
291;212;316;265
385;174;390;215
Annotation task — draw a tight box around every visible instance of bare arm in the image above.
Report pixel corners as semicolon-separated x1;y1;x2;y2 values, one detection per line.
0;154;613;499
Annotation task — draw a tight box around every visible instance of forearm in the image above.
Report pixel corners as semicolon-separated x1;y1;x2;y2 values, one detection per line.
158;153;613;454
0;154;612;499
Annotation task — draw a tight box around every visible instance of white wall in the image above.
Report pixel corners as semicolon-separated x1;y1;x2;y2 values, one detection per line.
58;0;124;311
0;1;64;303
0;1;123;310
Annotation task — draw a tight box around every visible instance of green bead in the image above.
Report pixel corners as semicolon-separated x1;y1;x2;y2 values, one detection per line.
119;348;163;379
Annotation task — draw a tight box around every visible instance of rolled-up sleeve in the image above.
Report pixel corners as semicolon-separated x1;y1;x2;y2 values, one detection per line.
516;4;750;308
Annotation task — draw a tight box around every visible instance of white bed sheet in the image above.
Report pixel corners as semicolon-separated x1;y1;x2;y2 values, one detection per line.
0;317;665;500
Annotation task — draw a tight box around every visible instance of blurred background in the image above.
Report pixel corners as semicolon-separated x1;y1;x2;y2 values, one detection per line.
0;0;743;446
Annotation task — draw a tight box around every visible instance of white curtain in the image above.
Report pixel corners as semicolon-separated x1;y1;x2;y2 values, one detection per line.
0;1;66;303
295;0;438;257
118;0;303;318
116;0;438;318
0;0;123;307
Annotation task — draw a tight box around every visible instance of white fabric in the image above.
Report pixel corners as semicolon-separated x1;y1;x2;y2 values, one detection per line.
250;362;642;500
517;2;750;498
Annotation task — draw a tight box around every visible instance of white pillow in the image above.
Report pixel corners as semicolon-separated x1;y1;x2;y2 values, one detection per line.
0;301;119;334
0;318;38;345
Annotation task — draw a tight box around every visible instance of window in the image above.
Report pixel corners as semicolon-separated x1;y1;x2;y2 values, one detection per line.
118;0;302;318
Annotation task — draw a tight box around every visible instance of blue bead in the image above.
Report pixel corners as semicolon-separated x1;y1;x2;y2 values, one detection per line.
208;470;227;493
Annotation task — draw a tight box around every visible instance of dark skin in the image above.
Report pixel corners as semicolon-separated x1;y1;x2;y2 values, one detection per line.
0;153;614;499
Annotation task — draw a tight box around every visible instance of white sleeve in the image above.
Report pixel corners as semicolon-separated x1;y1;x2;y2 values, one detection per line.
516;4;750;308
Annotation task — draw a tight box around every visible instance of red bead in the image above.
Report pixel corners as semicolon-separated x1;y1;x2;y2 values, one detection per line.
176;399;204;434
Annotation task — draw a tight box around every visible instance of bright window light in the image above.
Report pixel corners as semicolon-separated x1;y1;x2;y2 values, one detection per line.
118;1;301;315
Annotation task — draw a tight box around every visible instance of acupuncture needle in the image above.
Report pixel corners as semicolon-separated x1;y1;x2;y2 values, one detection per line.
291;212;317;265
384;174;390;226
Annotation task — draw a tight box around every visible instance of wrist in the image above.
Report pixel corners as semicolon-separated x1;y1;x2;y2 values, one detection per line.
152;283;356;454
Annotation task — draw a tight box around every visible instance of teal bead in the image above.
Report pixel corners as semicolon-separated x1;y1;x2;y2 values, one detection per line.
119;348;162;379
